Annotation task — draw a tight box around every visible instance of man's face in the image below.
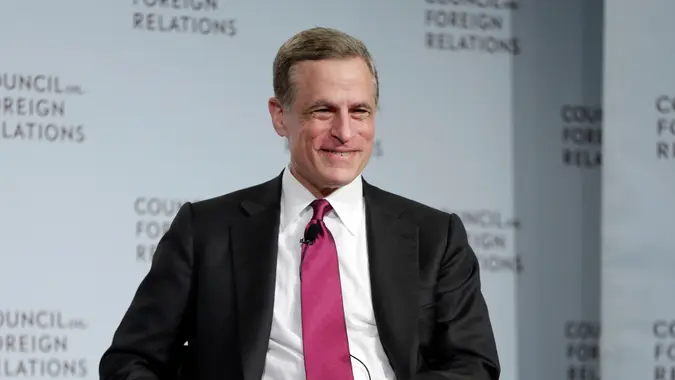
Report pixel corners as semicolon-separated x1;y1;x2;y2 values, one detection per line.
269;57;376;196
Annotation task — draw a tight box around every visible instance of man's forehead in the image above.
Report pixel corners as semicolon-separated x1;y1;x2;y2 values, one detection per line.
287;59;376;108
292;58;371;79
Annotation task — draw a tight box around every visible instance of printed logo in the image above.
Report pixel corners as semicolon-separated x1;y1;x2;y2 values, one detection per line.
132;0;237;36
1;73;86;143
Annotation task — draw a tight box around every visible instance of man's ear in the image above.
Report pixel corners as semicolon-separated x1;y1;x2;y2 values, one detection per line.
268;97;286;137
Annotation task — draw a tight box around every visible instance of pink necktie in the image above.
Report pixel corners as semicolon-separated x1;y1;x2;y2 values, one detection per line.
300;199;354;380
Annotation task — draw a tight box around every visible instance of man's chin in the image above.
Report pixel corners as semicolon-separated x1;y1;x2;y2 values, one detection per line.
320;168;360;186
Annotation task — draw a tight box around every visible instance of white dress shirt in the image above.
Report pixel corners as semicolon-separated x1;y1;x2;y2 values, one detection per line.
261;168;396;380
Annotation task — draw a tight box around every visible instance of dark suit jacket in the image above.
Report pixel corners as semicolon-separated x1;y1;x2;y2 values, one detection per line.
99;173;500;380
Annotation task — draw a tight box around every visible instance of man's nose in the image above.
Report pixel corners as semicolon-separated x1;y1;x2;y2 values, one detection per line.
330;112;355;143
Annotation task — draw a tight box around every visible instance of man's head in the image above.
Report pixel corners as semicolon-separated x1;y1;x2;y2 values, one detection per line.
268;27;379;197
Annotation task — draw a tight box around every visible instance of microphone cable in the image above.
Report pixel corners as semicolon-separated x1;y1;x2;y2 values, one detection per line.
350;354;371;380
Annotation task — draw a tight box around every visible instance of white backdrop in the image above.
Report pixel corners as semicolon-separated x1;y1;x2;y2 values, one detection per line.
513;1;603;379
0;1;609;379
601;0;675;379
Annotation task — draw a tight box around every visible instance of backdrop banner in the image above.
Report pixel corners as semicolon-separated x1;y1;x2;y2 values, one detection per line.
512;1;603;379
0;1;605;379
601;0;675;379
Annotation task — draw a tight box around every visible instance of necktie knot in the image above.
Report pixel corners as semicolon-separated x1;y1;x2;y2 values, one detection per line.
310;199;332;221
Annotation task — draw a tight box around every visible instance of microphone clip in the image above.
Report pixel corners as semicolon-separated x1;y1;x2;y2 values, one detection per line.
299;238;315;246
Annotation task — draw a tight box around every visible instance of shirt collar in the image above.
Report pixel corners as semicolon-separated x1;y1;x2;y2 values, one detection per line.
280;166;364;235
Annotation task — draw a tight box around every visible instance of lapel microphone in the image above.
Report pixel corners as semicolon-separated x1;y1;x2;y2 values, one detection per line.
299;223;321;280
299;223;321;246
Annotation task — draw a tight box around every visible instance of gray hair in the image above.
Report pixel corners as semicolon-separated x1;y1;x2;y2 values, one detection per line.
272;27;379;109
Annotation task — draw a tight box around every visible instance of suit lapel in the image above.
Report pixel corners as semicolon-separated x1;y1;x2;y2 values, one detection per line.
231;174;282;380
363;181;419;379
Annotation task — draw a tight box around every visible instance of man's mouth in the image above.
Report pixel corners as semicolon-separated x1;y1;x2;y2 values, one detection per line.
321;149;354;157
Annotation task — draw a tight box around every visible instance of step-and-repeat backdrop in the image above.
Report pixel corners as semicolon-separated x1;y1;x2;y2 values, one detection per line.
514;1;602;379
0;0;611;379
601;0;675;379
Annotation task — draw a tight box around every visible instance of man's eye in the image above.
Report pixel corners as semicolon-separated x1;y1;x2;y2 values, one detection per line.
352;109;370;118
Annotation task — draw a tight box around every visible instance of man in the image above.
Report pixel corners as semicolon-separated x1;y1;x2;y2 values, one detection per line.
99;27;499;380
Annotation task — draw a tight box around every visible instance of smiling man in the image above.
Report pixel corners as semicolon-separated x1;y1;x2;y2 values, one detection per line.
99;27;500;380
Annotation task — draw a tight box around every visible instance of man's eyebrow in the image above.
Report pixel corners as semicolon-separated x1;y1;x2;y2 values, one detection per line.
306;99;334;109
304;100;376;111
351;102;374;110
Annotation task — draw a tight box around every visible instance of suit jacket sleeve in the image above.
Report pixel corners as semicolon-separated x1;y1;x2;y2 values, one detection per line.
415;213;500;380
99;203;196;380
